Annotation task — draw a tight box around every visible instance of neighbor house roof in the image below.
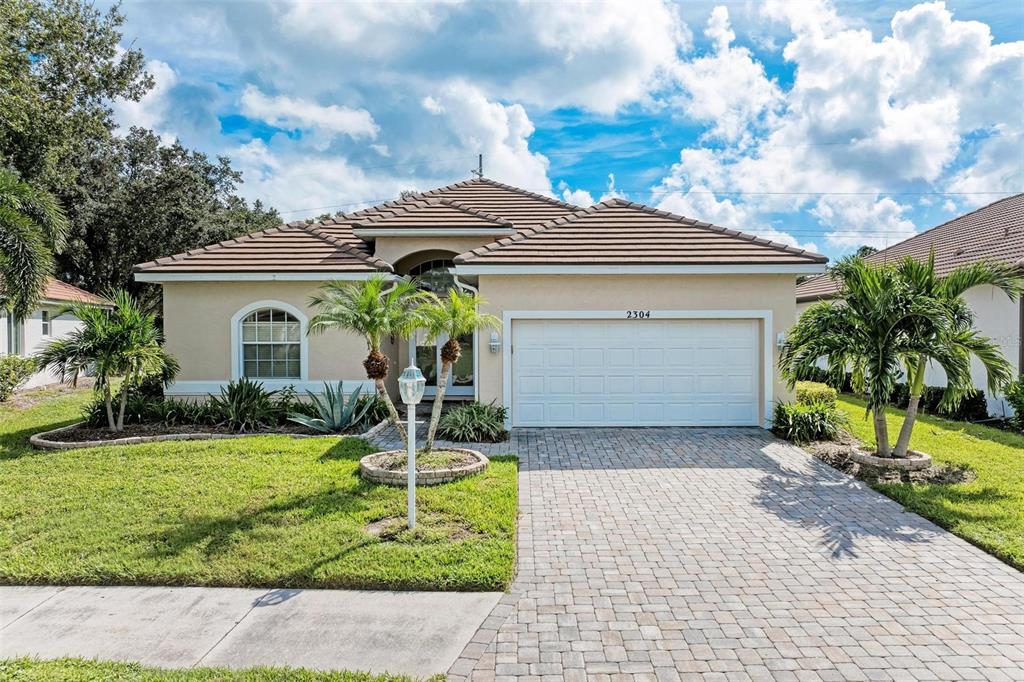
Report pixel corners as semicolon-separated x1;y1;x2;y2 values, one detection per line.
796;194;1024;302
454;199;828;267
42;278;106;305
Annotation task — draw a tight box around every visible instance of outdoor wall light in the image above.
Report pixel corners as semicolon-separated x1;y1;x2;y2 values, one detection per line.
776;331;787;351
489;331;501;354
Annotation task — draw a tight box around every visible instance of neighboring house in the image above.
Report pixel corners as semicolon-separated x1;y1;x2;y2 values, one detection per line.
134;178;826;428
0;278;107;389
796;194;1024;417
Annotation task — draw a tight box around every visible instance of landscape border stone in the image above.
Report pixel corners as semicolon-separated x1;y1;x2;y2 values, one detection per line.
360;448;489;486
28;419;389;451
849;448;933;471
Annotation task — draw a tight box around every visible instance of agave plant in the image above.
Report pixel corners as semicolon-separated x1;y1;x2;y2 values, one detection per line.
287;382;374;434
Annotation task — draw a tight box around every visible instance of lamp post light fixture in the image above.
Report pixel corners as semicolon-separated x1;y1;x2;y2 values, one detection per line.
398;365;426;530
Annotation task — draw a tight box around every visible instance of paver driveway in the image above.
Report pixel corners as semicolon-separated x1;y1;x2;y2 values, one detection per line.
431;427;1024;682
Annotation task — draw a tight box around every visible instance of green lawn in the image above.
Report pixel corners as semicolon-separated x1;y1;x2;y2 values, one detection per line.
0;658;442;681
837;395;1024;570
0;387;517;591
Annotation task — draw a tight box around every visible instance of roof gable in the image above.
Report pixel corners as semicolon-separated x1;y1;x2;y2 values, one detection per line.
796;194;1024;302
455;198;827;267
351;197;515;237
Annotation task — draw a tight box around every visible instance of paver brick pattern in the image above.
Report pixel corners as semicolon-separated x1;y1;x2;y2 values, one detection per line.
376;425;1024;681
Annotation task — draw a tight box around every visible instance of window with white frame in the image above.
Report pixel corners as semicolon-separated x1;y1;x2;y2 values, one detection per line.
6;314;22;356
240;308;301;379
41;310;51;336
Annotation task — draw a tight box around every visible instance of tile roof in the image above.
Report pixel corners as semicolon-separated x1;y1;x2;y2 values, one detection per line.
133;223;392;274
43;278;106;305
454;198;828;266
352;197;514;232
796;194;1024;302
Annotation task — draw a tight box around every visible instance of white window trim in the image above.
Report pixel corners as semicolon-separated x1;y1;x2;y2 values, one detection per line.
501;310;775;430
456;264;826;275
230;300;309;383
134;272;388;283
40;310;51;337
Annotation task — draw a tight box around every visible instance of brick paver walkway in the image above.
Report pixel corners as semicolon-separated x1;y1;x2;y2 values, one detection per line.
378;426;1024;681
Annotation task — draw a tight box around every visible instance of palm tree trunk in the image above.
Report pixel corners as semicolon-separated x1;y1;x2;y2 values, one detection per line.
873;410;891;457
894;357;927;458
103;382;116;432
425;361;451;452
375;379;407;441
116;383;129;432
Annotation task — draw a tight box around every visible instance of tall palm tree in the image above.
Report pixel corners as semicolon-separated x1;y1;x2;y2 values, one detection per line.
0;168;68;319
35;290;179;432
781;254;1019;458
308;274;428;440
420;289;500;451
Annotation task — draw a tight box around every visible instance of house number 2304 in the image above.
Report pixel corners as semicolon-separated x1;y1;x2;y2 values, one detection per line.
626;310;651;319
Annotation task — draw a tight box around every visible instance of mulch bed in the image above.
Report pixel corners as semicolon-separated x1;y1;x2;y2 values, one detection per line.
42;421;323;443
805;434;976;485
371;449;479;472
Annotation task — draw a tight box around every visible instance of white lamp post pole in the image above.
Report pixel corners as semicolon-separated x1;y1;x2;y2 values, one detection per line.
397;365;426;531
407;401;416;529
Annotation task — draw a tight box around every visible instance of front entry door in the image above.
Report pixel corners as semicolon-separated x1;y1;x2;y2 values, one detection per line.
414;332;474;397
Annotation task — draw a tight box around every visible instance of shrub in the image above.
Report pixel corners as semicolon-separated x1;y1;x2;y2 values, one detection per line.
888;384;989;422
795;381;837;407
210;377;278;432
355;392;389;429
438;401;508;443
0;356;35;401
1006;380;1024;429
287;382;374;434
772;400;847;444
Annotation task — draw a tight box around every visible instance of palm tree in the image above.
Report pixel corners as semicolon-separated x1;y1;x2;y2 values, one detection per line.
781;254;1020;458
35;290;179;432
308;274;428;440
420;289;500;451
0;168;69;319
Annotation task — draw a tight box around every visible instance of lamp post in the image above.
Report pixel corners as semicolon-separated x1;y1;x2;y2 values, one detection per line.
397;365;426;529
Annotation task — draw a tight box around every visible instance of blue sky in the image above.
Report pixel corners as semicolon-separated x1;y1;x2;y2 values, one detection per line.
109;0;1023;259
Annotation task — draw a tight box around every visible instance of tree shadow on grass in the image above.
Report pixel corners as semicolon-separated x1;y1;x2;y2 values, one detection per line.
144;486;379;562
0;419;81;461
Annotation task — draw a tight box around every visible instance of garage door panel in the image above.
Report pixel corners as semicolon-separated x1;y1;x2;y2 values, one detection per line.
512;318;760;427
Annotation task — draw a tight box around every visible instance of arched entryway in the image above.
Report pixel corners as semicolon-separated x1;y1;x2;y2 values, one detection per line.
394;251;477;399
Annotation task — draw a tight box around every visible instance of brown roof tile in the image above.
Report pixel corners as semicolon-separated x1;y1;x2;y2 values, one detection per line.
796;194;1024;302
454;198;828;266
43;278;106;305
352;197;514;232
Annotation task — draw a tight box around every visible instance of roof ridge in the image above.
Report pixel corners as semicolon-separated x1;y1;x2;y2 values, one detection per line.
475;177;580;210
456;197;828;264
350;196;513;228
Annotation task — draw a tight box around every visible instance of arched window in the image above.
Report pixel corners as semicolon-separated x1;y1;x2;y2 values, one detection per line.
240;308;301;379
408;258;456;293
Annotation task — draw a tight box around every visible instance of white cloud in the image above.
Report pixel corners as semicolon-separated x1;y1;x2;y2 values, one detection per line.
559;182;595;207
655;1;1023;248
420;81;552;194
240;85;379;148
112;58;178;143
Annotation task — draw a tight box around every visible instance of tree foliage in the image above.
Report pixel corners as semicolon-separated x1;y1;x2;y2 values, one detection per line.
781;254;1020;457
55;128;279;309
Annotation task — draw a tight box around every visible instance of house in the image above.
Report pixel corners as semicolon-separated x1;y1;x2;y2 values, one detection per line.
133;178;827;428
795;194;1024;417
0;278;107;389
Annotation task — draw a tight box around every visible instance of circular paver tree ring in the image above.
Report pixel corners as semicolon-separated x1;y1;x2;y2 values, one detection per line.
848;448;932;471
359;448;489;486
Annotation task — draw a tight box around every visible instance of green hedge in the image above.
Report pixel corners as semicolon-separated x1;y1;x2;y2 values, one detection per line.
795;381;837;407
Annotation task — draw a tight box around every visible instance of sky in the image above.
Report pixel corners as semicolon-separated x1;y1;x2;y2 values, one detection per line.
108;0;1024;259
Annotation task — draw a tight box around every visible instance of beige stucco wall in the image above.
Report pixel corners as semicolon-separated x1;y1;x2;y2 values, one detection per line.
373;236;496;267
162;281;396;394
476;273;799;425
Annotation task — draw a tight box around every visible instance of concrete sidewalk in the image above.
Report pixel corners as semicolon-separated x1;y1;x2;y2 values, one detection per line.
0;585;501;677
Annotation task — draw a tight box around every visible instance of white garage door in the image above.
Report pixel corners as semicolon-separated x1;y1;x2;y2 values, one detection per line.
511;318;760;427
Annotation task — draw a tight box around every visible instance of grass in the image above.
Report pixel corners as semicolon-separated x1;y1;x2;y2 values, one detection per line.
837;395;1024;570
0;386;517;591
0;657;443;681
